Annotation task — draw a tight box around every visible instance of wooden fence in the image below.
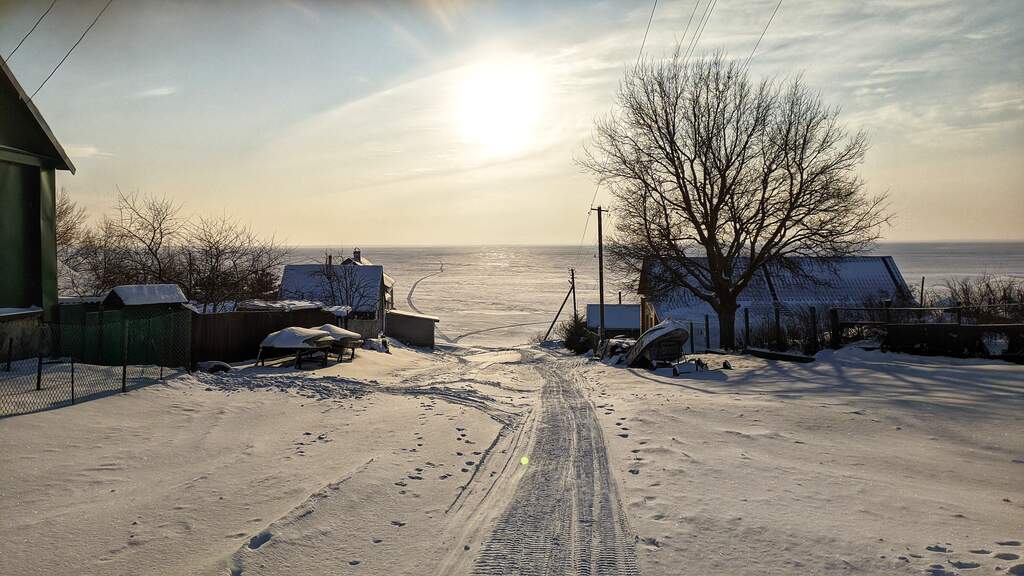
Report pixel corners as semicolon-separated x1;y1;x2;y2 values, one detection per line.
191;308;338;363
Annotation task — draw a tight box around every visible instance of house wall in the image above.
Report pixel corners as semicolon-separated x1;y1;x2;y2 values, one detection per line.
0;160;43;311
0;311;44;361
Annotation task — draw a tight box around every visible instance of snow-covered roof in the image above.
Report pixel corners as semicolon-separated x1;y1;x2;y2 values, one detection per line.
586;304;640;330
0;306;41;318
387;309;439;322
259;327;333;349
644;256;912;322
279;264;389;312
321;305;353;318
104;284;188;306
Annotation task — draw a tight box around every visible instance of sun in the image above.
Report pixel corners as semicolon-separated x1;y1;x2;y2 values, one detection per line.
455;55;545;157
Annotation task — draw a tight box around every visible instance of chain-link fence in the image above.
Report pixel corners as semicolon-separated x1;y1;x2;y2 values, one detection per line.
0;307;191;418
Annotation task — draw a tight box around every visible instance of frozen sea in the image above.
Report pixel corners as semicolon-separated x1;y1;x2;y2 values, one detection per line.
290;243;1024;347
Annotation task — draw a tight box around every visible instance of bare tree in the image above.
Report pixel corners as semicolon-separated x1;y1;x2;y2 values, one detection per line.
583;52;888;348
55;188;89;294
57;190;286;305
310;252;378;315
182;215;288;312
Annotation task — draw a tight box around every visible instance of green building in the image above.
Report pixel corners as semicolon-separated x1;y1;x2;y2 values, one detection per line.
0;58;75;320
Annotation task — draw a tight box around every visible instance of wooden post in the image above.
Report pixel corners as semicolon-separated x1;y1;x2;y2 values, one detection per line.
829;308;841;349
919;276;925;307
570;268;578;323
544;284;575;341
592;206;606;346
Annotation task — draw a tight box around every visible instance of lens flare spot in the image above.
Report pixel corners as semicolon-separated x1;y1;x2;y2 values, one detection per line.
520;456;529;466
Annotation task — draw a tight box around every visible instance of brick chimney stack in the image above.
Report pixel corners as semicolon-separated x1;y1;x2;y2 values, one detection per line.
353;248;361;263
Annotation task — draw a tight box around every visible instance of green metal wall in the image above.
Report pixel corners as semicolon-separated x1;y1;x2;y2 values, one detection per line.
0;159;56;318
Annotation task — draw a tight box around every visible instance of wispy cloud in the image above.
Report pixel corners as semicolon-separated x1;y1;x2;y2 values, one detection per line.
133;86;178;98
65;145;114;159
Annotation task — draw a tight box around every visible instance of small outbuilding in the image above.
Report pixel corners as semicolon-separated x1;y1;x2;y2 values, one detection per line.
385;309;439;348
586;304;642;338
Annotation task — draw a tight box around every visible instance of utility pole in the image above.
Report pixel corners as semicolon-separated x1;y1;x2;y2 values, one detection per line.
570;268;578;322
591;206;606;346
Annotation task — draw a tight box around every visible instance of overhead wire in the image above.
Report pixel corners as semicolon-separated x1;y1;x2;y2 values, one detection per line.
31;0;114;99
5;0;57;61
741;0;783;72
635;0;659;68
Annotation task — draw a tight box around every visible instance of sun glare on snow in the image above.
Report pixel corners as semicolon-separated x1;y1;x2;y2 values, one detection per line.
455;55;546;157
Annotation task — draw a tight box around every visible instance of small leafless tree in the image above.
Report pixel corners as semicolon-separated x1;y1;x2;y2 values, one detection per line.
55;188;89;294
583;51;888;348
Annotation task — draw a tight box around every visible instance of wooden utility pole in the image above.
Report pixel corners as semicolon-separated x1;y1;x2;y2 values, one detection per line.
570;268;578;322
591;206;606;345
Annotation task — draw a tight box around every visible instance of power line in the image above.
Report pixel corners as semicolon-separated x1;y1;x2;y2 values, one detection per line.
742;0;783;72
31;0;114;99
635;0;659;68
6;0;57;61
572;183;602;271
682;0;717;65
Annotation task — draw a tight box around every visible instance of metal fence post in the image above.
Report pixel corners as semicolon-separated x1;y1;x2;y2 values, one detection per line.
121;316;128;393
829;308;841;349
5;337;11;371
774;307;782;350
689;321;695;354
704;315;710;350
71;358;75;404
36;355;42;390
744;308;750;348
810;306;819;353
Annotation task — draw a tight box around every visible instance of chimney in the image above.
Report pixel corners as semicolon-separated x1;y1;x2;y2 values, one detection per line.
353;247;361;263
327;254;333;266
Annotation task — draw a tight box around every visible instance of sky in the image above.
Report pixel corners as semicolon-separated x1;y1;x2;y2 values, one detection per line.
1;0;1022;245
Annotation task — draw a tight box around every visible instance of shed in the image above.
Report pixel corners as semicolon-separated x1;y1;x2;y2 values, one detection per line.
586;304;642;337
0;57;75;323
103;284;188;308
385;309;439;348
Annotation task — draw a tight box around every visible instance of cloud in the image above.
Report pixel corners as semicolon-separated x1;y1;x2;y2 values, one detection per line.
65;145;114;159
133;86;178;98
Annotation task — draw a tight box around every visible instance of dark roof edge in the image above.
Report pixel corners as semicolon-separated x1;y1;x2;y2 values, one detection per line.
0;57;75;174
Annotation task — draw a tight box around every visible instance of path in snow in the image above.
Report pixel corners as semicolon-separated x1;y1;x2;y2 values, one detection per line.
472;356;639;575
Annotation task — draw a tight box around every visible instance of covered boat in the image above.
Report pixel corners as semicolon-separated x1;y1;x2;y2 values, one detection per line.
625;319;690;369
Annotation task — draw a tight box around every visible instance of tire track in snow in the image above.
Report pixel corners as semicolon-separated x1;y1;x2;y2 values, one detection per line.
472;357;639;575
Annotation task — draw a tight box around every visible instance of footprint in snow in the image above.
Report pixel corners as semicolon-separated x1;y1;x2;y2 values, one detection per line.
390;520;405;527
950;560;980;569
996;553;1021;561
248;531;272;550
998;541;1022;547
927;545;950;553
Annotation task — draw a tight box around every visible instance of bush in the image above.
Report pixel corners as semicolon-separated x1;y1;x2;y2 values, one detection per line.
557;315;598;355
